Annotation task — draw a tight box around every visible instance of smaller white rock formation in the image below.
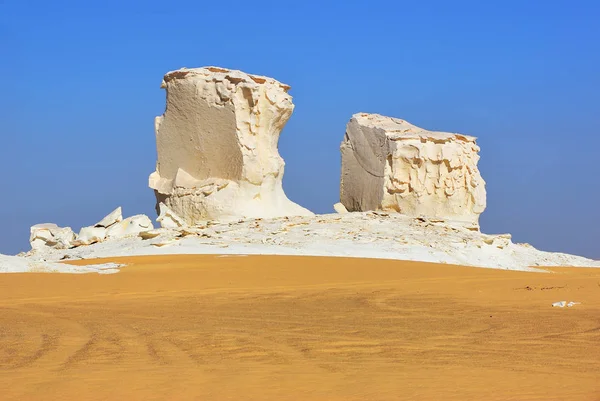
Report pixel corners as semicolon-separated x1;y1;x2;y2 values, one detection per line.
149;66;312;224
156;203;186;229
106;215;153;238
340;113;486;224
29;208;154;251
30;224;75;250
95;207;122;228
73;226;107;246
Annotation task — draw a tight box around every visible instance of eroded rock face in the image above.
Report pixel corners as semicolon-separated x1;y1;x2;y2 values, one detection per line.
106;215;153;238
95;207;122;228
30;224;75;250
156;203;186;229
340;113;486;224
149;66;312;224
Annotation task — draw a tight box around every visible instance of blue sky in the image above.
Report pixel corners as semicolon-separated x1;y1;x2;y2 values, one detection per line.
1;0;599;258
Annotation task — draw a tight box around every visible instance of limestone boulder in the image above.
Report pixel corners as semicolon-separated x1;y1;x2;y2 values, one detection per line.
333;202;349;214
106;215;153;238
149;66;313;224
30;224;75;250
340;113;486;224
95;207;122;228
73;226;107;246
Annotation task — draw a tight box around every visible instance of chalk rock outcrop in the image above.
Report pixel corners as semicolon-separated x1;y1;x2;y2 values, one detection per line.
156;203;186;229
340;113;486;224
73;226;106;246
30;208;154;251
149;66;312;224
106;215;153;238
95;207;122;228
30;224;75;250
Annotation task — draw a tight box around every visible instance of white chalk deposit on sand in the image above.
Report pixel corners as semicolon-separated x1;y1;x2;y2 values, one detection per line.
0;254;122;274
20;212;600;272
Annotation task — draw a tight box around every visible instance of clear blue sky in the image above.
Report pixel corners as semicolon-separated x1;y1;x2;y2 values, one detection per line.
1;0;598;258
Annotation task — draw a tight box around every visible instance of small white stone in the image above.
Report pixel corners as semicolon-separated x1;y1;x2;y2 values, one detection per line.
139;229;162;240
333;202;349;214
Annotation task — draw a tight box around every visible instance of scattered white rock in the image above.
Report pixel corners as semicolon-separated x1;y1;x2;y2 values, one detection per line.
30;224;75;250
148;66;313;224
333;202;349;214
139;229;163;240
152;238;178;247
29;208;154;251
95;207;123;228
22;212;600;272
179;227;203;236
106;215;153;238
340;113;486;224
74;226;107;246
552;301;581;308
157;203;186;229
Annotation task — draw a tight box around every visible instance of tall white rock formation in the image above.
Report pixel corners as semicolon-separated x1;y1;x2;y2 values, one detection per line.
340;113;486;224
149;67;312;223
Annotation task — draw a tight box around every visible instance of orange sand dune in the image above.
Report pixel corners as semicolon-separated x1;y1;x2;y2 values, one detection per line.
1;255;599;401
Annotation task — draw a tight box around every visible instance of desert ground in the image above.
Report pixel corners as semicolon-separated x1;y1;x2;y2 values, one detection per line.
1;255;599;401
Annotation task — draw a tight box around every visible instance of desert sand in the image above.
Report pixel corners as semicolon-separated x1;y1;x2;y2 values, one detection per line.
1;255;599;401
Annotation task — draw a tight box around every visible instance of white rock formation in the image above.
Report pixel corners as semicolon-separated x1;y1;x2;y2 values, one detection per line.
29;209;154;250
73;226;107;246
95;207;122;228
156;203;186;229
340;113;486;224
149;66;312;224
70;207;125;246
22;213;600;272
30;224;75;250
106;215;153;238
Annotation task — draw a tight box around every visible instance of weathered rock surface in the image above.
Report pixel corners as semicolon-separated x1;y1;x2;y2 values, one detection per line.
149;66;312;224
29;208;153;251
156;203;186;229
95;207;122;228
340;113;486;224
73;226;106;246
23;213;600;272
30;224;75;250
106;215;153;238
